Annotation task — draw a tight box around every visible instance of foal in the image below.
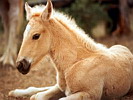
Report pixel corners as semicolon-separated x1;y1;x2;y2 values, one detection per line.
9;0;133;100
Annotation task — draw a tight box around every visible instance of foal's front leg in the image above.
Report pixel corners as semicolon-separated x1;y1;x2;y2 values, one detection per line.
30;84;63;100
9;86;54;97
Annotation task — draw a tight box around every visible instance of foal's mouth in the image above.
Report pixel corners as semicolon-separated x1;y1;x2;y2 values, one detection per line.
16;59;31;75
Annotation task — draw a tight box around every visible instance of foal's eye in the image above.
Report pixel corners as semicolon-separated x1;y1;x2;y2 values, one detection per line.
32;33;40;40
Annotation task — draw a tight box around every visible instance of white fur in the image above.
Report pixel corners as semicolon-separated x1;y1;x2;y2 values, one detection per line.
9;86;53;97
24;24;31;38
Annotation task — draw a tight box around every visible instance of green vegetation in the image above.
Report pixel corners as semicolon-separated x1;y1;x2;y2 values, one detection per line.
60;0;111;35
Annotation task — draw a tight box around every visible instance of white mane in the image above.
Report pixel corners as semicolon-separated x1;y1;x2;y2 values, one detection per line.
31;5;107;51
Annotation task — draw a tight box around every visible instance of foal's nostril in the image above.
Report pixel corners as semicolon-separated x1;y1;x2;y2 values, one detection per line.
16;59;31;75
22;59;31;70
16;62;24;71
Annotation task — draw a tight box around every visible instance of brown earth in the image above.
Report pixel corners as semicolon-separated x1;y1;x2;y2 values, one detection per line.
1;33;133;100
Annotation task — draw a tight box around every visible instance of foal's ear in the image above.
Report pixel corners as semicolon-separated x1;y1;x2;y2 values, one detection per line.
41;0;53;21
25;2;32;20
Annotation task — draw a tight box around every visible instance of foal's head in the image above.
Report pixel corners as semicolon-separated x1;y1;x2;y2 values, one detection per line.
16;0;53;74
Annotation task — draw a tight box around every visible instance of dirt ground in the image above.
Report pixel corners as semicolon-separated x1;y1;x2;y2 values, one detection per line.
1;33;133;100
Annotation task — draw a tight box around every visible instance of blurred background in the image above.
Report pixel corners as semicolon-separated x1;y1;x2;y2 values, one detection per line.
0;0;133;100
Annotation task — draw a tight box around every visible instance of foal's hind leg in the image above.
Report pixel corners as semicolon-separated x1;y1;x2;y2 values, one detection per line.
9;86;54;97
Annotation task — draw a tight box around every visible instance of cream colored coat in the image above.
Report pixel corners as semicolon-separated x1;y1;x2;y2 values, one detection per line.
9;0;133;100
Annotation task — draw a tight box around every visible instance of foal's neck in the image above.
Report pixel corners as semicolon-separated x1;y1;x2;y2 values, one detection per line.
49;19;100;73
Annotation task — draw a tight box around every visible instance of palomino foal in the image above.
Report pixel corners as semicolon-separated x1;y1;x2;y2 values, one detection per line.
9;0;133;100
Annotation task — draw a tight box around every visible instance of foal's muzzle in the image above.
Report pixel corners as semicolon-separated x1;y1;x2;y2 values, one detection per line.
16;59;31;75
